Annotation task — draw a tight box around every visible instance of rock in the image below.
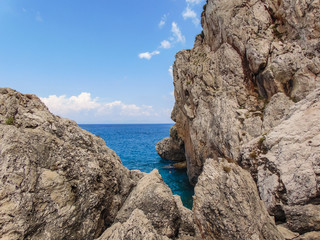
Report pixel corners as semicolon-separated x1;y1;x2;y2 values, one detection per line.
160;0;320;188
96;209;170;240
240;88;320;220
114;169;196;238
296;232;320;240
284;205;320;234
0;88;140;239
0;88;197;240
172;161;187;169
276;224;299;240
193;158;284;240
156;125;185;161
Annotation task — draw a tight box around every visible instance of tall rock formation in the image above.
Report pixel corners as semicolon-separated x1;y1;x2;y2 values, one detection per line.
158;0;320;237
170;0;319;185
0;88;196;240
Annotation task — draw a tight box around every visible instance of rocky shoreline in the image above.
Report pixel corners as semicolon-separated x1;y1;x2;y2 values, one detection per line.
1;0;319;239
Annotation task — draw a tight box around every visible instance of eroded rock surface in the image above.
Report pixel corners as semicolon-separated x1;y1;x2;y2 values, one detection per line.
156;125;185;162
158;0;319;237
0;88;195;240
193;158;284;240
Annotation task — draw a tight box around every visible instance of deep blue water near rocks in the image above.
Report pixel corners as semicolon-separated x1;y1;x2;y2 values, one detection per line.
79;124;194;209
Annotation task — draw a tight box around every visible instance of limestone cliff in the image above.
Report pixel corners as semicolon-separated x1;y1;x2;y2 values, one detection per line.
0;88;196;240
158;0;320;237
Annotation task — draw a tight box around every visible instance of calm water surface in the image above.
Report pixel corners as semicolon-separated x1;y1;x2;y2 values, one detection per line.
79;124;194;209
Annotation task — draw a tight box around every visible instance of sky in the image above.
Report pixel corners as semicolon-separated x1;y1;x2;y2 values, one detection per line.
0;0;205;123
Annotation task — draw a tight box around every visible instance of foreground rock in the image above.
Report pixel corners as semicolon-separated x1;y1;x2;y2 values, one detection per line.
0;88;195;240
194;158;284;240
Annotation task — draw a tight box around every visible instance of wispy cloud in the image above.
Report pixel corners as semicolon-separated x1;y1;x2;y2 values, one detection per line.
186;0;203;4
138;50;160;60
40;92;158;122
160;40;171;49
158;14;168;28
171;22;185;44
182;6;200;26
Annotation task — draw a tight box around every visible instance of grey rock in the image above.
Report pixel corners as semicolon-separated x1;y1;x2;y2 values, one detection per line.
0;88;140;239
0;88;196;240
156;125;185;161
97;209;170;240
193;158;284;240
276;224;299;240
296;231;320;240
284;205;320;234
241;88;320;220
114;169;196;238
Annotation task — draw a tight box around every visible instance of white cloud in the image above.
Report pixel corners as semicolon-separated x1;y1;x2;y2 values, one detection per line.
183;7;197;19
40;92;159;123
41;92;99;115
182;6;200;26
160;40;171;49
158;14;168;28
138;50;160;60
171;22;185;44
186;0;203;4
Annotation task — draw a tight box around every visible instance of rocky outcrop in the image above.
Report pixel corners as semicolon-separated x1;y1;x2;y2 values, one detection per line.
240;88;320;225
158;0;320;237
171;0;320;185
193;158;284;240
114;169;196;239
0;88;195;240
156;125;185;162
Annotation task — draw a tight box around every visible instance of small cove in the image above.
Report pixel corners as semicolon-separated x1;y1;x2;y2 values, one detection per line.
79;124;194;209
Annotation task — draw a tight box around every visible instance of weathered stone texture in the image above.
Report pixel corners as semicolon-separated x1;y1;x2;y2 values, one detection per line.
193;158;284;240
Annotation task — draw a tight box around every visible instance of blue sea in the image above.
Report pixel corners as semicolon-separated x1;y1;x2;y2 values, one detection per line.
79;124;194;209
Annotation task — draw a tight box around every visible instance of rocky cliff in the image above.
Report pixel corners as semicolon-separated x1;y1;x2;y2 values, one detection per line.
0;88;197;240
158;0;320;237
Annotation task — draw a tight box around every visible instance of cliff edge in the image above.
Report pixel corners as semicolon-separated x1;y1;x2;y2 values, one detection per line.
158;0;320;237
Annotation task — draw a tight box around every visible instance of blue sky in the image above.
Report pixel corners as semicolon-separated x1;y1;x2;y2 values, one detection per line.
0;0;204;123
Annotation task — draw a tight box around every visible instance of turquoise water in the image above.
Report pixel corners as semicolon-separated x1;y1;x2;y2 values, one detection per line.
79;124;194;209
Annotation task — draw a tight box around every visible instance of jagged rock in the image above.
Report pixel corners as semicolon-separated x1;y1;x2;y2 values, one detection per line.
241;88;320;221
193;158;284;240
164;0;319;187
114;169;196;238
296;231;320;240
276;225;299;240
97;209;170;240
284;205;320;234
0;88;141;239
156;125;185;161
0;88;196;240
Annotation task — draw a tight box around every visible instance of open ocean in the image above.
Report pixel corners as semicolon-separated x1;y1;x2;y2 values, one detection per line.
79;124;194;209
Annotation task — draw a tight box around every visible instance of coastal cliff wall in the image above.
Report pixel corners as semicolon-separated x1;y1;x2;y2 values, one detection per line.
158;0;320;237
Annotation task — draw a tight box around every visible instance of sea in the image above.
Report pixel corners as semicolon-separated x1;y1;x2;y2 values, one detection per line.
79;124;194;209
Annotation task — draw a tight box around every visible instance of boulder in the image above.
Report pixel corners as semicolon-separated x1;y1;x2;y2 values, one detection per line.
156;125;185;162
193;158;284;240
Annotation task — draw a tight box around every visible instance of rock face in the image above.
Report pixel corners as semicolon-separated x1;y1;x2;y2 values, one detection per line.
0;88;195;240
193;158;284;240
171;0;320;185
158;0;320;237
156;125;185;162
240;89;320;224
